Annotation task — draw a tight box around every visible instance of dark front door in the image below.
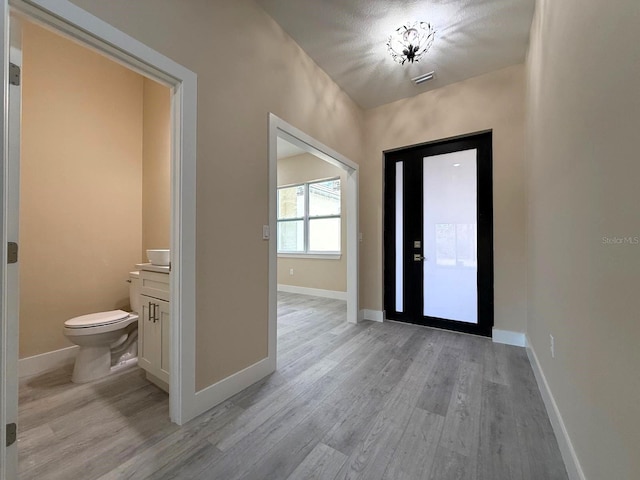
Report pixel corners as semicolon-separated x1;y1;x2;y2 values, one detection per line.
383;131;493;336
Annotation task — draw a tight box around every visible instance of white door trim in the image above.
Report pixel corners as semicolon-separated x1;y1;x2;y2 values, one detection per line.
0;9;21;479
268;113;360;369
0;6;198;471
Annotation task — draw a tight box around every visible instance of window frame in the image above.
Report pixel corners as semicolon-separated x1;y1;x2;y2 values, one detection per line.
277;176;342;256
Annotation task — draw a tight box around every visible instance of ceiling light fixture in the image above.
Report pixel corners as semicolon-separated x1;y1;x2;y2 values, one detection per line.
387;21;436;65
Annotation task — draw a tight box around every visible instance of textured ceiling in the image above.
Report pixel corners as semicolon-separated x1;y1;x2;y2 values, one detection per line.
256;0;535;109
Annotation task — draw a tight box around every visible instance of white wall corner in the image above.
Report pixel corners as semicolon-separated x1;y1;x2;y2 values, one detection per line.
18;345;78;378
492;328;527;347
359;309;384;323
526;337;586;480
277;284;347;301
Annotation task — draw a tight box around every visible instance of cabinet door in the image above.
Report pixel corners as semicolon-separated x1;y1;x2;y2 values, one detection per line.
158;299;170;383
139;296;160;374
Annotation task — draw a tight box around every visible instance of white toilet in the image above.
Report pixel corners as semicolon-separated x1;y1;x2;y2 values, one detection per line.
63;271;141;383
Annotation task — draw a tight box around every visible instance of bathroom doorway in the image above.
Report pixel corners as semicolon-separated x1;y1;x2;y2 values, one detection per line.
1;1;197;477
17;19;172;377
14;17;173;478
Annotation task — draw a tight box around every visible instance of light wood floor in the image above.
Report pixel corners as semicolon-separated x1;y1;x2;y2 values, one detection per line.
18;292;568;479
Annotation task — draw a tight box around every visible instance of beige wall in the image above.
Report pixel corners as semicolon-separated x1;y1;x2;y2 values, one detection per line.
142;78;171;256
19;23;144;358
526;0;640;477
362;65;527;333
69;0;364;390
277;153;346;292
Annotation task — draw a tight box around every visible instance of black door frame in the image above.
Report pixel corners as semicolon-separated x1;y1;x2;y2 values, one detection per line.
383;131;494;337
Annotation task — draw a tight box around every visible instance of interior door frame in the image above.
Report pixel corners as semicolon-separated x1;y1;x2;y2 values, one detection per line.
383;130;494;337
1;3;198;476
0;7;20;479
268;114;360;367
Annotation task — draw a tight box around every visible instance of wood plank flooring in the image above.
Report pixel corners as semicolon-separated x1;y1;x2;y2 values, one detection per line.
18;292;568;479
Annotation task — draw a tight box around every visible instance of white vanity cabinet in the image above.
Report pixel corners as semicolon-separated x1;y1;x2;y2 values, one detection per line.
138;267;170;392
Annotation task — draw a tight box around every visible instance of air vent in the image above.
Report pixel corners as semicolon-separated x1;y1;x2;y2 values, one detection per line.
412;71;435;85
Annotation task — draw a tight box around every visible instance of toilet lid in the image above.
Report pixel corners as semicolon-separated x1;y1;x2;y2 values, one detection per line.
64;310;130;328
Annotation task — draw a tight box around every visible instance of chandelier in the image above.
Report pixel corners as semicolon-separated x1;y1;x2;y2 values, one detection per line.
387;21;436;65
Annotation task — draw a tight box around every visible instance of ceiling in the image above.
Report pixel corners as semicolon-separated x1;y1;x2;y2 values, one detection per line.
277;137;308;160
256;0;535;109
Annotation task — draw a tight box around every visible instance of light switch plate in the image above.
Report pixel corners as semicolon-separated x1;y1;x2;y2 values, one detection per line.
262;225;270;240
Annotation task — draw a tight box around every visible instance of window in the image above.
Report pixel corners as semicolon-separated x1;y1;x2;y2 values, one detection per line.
277;178;341;254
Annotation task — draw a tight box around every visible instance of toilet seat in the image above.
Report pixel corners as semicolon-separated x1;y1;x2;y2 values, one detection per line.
65;310;130;329
64;311;139;337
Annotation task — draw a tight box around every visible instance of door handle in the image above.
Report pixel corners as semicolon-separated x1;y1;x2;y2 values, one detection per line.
149;302;158;322
413;254;425;262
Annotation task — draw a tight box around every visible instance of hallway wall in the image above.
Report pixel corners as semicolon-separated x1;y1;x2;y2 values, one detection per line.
526;0;640;477
70;0;365;390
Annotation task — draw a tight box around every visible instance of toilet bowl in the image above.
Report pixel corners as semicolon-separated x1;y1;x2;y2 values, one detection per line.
63;271;141;383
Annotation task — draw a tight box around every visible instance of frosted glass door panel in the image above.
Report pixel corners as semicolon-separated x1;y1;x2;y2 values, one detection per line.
423;150;478;323
395;162;404;312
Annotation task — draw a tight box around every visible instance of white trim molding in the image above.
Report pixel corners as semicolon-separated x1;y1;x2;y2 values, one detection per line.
492;328;527;347
18;346;78;378
277;284;347;301
526;337;586;480
191;357;274;419
359;309;384;323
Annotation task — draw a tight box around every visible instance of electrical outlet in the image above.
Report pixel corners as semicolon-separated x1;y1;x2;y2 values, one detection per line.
550;334;555;358
289;268;294;276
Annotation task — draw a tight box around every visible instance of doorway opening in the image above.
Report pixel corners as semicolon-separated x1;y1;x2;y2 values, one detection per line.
2;1;197;477
268;114;359;370
383;131;494;337
13;15;174;477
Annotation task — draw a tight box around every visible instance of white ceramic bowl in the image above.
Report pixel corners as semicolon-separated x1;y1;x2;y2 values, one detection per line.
147;249;170;266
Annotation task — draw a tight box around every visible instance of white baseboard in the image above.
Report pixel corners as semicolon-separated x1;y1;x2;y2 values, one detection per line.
492;328;527;347
188;356;275;420
19;345;78;378
526;338;586;480
359;309;384;323
277;284;347;301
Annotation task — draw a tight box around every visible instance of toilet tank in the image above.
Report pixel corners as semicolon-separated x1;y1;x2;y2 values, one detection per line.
129;271;141;313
